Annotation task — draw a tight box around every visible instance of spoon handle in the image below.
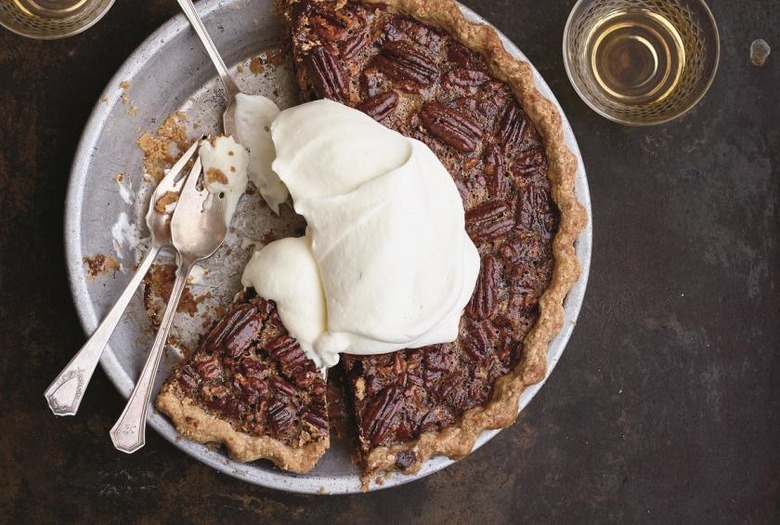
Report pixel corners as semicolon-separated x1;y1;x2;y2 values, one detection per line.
176;0;240;99
110;258;193;454
44;245;162;416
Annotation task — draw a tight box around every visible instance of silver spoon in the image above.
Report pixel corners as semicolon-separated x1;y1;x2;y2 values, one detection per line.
110;155;229;453
176;0;240;136
176;1;327;382
44;141;200;416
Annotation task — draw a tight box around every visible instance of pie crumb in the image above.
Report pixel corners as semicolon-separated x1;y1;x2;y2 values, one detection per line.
249;56;264;74
206;167;229;185
136;111;191;181
83;253;120;280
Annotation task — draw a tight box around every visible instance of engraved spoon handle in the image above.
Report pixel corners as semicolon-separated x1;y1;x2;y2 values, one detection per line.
110;257;194;453
44;245;162;416
176;0;240;99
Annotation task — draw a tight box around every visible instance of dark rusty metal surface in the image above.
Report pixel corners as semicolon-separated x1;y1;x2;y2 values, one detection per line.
0;0;777;522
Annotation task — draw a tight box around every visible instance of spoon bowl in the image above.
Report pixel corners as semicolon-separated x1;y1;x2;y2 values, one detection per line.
110;156;230;453
44;141;200;416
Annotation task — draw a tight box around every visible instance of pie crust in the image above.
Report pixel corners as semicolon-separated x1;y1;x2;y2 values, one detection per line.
156;393;328;473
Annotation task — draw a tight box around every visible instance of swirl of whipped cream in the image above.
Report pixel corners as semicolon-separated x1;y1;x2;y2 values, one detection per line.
242;99;479;368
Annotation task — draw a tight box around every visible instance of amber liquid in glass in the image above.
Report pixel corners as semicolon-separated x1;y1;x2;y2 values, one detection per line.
585;9;686;106
11;0;89;19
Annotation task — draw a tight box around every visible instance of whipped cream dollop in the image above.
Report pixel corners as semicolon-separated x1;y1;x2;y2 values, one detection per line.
242;99;480;368
197;135;250;225
233;93;288;214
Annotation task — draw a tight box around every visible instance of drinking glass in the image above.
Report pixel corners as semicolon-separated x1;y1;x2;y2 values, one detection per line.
0;0;115;39
563;0;719;125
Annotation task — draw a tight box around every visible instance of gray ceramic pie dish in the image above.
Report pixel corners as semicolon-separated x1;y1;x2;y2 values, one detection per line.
64;0;592;494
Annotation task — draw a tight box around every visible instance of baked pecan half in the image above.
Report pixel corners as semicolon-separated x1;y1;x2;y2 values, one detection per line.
442;68;490;93
499;102;528;147
446;42;473;68
223;314;264;359
462;317;493;361
310;10;357;42
419;101;483;153
518;184;554;233
195;356;222;381
267;335;309;373
244;375;269;397
304;46;349;102
178;365;199;390
340;32;369;60
423;347;455;372
268;399;296;435
500;238;549;275
467;256;499;319
376;40;438;87
270;377;297;398
362;386;404;445
303;412;329;432
514;147;548;177
438;370;470;411
356;90;399;121
384;15;444;51
466;200;516;243
484;144;509;198
508;283;538;315
201;302;258;353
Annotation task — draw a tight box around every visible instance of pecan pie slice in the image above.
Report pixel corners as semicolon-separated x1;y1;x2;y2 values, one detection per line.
278;0;586;479
156;290;329;473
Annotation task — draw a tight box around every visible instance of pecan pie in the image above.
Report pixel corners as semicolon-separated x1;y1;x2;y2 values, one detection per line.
157;0;586;482
279;0;585;478
156;290;329;473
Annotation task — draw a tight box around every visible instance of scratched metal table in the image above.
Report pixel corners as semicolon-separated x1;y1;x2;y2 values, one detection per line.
1;0;777;522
